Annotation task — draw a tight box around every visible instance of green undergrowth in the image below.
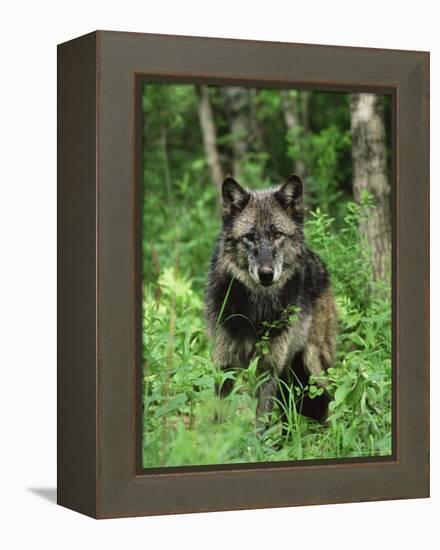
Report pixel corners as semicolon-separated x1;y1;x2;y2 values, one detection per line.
142;195;392;468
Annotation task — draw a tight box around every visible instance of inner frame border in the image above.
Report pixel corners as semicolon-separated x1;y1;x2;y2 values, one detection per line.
134;73;398;477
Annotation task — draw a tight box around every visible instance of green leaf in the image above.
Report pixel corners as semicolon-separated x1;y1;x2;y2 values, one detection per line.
360;390;368;415
343;426;358;447
334;384;351;405
247;357;259;377
154;393;187;417
346;377;364;407
197;375;215;389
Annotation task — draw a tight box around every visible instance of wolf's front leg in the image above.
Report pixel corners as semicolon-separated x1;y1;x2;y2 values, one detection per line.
256;375;278;418
255;356;279;419
212;330;251;398
213;364;237;423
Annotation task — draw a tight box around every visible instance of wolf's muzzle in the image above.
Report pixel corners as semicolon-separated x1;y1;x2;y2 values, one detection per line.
258;267;274;286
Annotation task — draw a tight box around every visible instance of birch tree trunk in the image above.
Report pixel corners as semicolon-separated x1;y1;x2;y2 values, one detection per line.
196;86;224;188
351;93;391;281
281;90;306;179
281;90;299;129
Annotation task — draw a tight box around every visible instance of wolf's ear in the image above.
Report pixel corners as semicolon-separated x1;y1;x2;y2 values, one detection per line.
222;176;249;217
275;174;304;221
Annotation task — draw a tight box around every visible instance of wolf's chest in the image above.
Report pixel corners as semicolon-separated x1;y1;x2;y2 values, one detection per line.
223;293;289;340
221;302;312;371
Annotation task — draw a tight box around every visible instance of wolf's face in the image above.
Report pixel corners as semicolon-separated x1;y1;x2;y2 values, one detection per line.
220;174;305;290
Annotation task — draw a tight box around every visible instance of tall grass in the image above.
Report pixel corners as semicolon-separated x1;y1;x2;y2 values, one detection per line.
141;190;392;468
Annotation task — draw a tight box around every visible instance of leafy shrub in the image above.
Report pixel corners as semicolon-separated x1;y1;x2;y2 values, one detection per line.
142;196;392;467
287;124;352;216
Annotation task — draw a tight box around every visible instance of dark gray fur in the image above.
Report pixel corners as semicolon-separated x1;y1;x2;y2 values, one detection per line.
205;175;337;425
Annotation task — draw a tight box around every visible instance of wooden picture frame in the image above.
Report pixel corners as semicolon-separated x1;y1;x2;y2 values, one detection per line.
57;30;429;518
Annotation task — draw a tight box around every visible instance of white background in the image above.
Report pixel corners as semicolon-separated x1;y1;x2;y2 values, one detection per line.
0;1;437;548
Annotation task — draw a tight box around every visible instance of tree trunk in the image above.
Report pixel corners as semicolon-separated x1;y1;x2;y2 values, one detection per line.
249;88;263;151
281;90;299;129
196;86;224;188
224;87;250;179
300;91;310;132
351;93;391;281
160;126;172;198
281;90;306;179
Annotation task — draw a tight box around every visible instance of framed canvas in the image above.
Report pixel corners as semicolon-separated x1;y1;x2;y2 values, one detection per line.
57;30;429;518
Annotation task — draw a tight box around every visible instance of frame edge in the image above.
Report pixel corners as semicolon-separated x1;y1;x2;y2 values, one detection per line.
57;31;99;519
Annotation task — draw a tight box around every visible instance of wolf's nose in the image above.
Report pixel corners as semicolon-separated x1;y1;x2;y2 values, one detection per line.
258;267;274;286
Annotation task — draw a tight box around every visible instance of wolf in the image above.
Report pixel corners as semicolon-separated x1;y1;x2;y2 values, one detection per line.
205;174;337;425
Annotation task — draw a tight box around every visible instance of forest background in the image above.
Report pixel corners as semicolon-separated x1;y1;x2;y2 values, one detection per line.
141;84;392;468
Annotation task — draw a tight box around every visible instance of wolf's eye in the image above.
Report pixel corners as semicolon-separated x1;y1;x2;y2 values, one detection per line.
243;233;255;242
270;224;283;239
